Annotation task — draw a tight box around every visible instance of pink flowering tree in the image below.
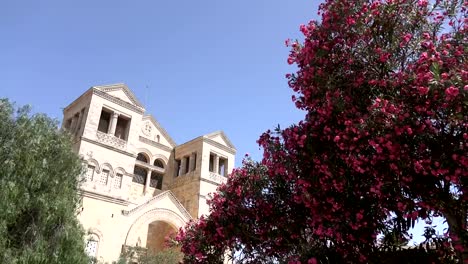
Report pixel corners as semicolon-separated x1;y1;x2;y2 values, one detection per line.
177;0;467;263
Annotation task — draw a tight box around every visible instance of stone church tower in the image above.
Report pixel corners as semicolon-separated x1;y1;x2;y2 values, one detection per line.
62;83;236;262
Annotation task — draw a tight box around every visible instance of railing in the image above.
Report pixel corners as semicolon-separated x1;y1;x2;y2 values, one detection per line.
208;172;227;185
96;131;127;150
132;173;146;185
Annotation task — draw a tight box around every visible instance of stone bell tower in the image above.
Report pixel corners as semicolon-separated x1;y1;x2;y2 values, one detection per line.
168;131;236;218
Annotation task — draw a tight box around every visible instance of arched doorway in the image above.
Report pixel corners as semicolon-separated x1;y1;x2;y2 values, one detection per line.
146;220;178;253
124;208;187;249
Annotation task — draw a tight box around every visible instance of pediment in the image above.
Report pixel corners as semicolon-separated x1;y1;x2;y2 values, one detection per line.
141;115;176;147
93;83;144;108
204;130;236;150
122;191;192;221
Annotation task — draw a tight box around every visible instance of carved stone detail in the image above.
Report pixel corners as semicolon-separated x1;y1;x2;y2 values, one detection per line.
208;172;227;185
141;121;152;137
96;131;127;150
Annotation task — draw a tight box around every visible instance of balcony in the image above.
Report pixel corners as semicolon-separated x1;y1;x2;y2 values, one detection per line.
208;172;227;185
96;131;127;150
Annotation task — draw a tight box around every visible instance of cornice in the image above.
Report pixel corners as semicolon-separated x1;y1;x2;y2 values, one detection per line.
81;137;137;158
138;136;173;152
63;88;93;113
94;83;144;108
93;89;145;114
79;190;130;206
174;136;236;155
203;138;236;155
204;130;236;150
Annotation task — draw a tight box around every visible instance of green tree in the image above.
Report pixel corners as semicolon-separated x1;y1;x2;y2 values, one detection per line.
0;99;89;264
117;246;182;264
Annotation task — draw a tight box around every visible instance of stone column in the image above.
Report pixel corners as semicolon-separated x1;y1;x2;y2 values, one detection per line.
190;152;196;171
144;169;151;194
214;155;219;175
79;108;87;132
180;158;186;175
108;112;119;135
70;116;77;132
76;111;84;133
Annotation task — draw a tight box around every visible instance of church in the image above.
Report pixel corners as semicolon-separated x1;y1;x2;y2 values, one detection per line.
62;83;236;262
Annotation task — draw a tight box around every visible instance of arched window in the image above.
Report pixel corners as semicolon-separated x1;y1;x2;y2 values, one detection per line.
100;169;110;186
153;159;165;169
85;165;95;182
134;153;149;184
85;233;100;259
133;166;147;185
136;153;149;163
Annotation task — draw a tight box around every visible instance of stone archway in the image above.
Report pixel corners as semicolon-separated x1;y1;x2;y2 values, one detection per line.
124;208;186;248
146;220;178;253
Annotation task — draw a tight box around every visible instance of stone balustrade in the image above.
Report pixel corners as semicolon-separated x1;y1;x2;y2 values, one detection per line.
96;131;127;150
208;172;227;185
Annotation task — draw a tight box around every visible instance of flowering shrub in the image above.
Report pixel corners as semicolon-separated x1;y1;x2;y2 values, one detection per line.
178;0;467;263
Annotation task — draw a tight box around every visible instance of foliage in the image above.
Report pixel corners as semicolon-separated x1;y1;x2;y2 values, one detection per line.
0;99;89;264
116;246;182;264
177;0;467;263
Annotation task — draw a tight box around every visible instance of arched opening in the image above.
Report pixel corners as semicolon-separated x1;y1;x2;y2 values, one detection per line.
85;233;100;259
150;172;163;190
133;152;149;184
136;153;149;163
146;220;177;254
153;159;164;169
124;208;190;251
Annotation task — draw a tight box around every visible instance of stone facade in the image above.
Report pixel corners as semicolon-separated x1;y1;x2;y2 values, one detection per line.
62;84;236;263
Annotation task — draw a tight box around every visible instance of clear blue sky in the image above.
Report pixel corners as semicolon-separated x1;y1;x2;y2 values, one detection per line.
0;0;444;243
0;0;316;165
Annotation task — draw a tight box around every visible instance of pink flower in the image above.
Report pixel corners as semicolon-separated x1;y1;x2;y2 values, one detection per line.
420;52;428;60
445;86;459;99
347;17;356;26
417;86;429;95
418;0;428;7
400;33;412;47
300;24;309;35
379;53;390;63
356;212;364;221
403;33;412;42
308;258;318;264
